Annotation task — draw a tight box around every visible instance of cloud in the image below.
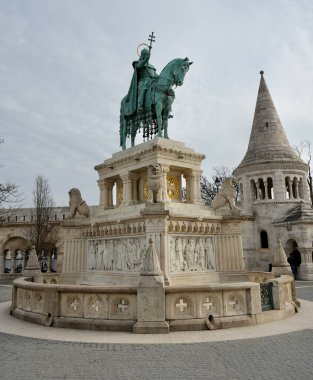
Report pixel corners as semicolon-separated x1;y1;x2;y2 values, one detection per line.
0;0;312;205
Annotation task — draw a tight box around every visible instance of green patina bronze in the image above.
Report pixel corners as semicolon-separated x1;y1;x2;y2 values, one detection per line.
120;33;192;150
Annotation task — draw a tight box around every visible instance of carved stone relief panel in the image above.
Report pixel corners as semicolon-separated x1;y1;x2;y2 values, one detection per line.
108;294;137;320
169;235;216;273
198;292;223;318
223;291;247;316
22;290;32;311
83;294;108;319
16;288;23;309
165;293;196;319
60;293;84;318
87;237;147;272
31;291;44;313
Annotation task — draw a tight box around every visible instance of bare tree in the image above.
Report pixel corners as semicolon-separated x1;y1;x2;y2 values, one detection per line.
294;140;313;206
200;165;239;206
23;175;58;254
0;139;22;219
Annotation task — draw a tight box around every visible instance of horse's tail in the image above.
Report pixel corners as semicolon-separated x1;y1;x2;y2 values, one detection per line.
120;97;127;149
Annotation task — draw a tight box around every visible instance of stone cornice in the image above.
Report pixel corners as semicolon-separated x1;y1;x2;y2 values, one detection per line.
95;141;205;172
234;160;308;176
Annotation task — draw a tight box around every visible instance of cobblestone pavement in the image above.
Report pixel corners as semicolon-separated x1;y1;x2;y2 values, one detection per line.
0;283;312;380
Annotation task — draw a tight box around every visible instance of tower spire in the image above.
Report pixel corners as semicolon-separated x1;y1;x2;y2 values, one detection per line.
236;71;303;171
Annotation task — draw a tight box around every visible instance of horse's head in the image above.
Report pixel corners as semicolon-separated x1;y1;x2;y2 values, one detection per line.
173;58;193;86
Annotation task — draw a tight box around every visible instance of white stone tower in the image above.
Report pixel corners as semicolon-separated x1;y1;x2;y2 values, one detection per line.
234;71;311;272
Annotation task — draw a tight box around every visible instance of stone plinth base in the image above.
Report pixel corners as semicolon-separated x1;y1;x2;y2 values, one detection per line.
137;275;166;320
132;321;169;334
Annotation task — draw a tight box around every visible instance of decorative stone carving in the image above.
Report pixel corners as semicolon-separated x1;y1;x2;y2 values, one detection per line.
87;237;146;272
141;237;162;275
84;294;108;318
169;236;215;272
147;164;165;203
32;292;43;313
67;188;90;218
109;294;137;320
224;291;247;316
211;178;238;211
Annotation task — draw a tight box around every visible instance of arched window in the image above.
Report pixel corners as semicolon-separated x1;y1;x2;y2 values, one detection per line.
260;230;269;249
267;177;274;199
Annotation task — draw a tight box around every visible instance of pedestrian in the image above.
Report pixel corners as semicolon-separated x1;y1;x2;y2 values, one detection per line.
287;245;301;278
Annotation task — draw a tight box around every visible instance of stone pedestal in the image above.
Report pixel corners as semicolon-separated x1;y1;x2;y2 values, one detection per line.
133;275;169;334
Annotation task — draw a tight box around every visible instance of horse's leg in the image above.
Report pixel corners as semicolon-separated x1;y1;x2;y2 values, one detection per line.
131;127;135;147
155;102;163;137
163;119;169;139
163;109;169;139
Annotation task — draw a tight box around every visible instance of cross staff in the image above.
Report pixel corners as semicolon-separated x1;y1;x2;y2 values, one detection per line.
148;32;155;52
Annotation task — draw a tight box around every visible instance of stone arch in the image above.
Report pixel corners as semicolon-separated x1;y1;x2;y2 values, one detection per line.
1;236;30;273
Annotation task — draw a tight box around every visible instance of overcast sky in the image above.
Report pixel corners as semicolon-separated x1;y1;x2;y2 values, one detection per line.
1;0;313;207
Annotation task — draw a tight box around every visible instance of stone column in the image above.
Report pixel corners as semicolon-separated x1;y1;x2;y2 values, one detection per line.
301;176;311;202
294;178;299;199
255;180;260;200
162;165;170;201
189;170;202;204
264;179;269;200
133;238;169;334
273;171;286;200
120;173;133;206
288;178;293;199
131;174;140;203
98;179;109;208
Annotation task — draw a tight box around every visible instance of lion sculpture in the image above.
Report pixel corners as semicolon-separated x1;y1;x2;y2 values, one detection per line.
147;164;165;203
211;178;238;211
67;188;90;218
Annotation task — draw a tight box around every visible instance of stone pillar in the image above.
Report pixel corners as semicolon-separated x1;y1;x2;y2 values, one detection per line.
255;181;260;200
294;178;299;199
189;170;202;204
162;165;170;201
133;238;169;334
273;171;286;200
288;178;293;199
131;174;140;203
264;180;268;200
120;173;133;206
98;179;109;208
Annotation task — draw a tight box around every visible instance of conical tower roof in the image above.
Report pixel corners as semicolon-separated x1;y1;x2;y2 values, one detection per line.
235;71;306;174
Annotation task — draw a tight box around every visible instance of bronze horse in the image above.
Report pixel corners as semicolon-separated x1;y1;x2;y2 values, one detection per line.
120;57;192;150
